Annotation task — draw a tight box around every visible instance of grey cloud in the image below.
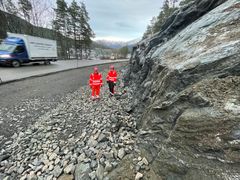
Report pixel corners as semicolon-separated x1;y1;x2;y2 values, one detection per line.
68;0;164;40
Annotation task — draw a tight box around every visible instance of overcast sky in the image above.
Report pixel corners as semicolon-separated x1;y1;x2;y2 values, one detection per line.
80;0;164;41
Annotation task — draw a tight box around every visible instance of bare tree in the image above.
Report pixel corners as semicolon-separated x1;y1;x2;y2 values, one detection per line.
30;0;52;27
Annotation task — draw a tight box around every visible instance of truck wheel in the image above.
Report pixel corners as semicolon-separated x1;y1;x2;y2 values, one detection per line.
12;60;21;67
44;60;51;65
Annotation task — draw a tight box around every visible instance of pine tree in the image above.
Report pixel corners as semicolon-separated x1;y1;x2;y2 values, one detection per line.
142;25;153;39
142;0;178;39
119;46;129;58
78;2;94;59
53;0;68;58
18;0;32;21
53;0;68;36
53;0;94;59
142;17;157;39
69;0;81;58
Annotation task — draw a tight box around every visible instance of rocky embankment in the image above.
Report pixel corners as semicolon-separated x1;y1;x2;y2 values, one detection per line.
0;70;152;180
124;0;240;179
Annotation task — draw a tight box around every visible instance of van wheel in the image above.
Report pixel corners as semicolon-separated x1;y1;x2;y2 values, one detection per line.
44;60;51;65
12;60;21;67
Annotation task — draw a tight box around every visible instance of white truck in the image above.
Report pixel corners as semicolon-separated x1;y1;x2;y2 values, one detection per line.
0;32;58;67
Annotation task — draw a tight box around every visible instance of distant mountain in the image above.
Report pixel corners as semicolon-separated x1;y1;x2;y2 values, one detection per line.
95;38;141;49
124;38;141;46
91;41;111;49
95;40;125;49
124;38;141;50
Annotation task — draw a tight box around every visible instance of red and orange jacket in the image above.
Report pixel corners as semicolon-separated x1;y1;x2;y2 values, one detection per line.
107;70;117;83
89;73;103;86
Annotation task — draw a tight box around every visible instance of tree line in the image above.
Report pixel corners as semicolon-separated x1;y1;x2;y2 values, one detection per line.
53;0;94;59
0;0;94;59
143;0;194;39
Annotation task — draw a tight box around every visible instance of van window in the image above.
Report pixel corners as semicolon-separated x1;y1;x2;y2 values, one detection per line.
0;43;16;52
14;46;25;53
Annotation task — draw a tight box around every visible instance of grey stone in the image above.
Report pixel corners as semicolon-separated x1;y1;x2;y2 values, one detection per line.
135;172;143;180
104;161;113;172
135;165;140;171
0;154;10;162
19;175;27;180
48;164;54;171
52;165;63;178
90;160;97;168
46;175;54;180
142;157;149;165
3;176;11;180
104;151;114;159
99;157;105;164
27;171;37;180
64;163;75;174
112;161;118;168
55;157;61;165
87;137;98;147
117;148;125;159
49;153;57;161
35;165;43;172
98;133;108;143
58;174;74;180
17;166;25;174
88;171;96;180
75;163;91;180
96;163;104;180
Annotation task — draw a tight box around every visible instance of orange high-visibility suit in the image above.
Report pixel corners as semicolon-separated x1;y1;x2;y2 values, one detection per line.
89;72;103;98
106;69;117;94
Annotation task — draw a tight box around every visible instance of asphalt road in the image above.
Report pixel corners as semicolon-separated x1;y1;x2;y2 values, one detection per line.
0;62;127;148
0;59;128;83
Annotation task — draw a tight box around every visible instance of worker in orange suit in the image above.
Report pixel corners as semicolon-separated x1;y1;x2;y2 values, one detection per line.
89;67;103;100
106;65;118;96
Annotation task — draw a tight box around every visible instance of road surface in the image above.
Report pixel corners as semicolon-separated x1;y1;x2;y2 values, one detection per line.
0;62;127;148
0;59;128;83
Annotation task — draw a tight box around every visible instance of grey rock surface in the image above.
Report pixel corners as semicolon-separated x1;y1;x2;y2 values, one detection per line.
124;0;240;179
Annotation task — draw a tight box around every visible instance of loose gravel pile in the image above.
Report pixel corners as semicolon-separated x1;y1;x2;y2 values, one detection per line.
0;72;150;180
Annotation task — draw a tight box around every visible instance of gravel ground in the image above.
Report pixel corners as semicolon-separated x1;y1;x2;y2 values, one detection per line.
0;63;126;147
0;67;148;180
0;63;150;180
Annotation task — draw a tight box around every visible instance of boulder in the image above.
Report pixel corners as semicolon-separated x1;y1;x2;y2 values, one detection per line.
74;163;91;180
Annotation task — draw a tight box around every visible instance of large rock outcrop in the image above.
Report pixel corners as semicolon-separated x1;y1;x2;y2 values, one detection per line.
125;0;240;179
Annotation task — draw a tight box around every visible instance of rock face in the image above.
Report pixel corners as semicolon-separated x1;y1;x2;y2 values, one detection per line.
124;0;240;179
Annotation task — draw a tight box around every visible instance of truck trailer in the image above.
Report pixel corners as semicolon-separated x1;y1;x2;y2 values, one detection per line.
0;33;57;67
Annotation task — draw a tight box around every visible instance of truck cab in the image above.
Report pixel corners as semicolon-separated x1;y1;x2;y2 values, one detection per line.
0;37;29;67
